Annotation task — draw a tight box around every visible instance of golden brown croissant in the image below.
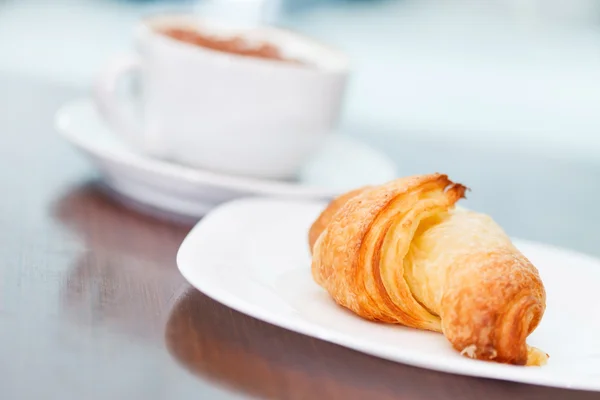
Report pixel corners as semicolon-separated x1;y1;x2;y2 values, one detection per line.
309;173;548;366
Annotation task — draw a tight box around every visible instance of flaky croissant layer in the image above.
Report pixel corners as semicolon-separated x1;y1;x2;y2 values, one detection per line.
309;174;547;366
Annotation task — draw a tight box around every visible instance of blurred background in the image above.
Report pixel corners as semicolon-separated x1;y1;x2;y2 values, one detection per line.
2;1;600;135
1;0;600;181
4;0;600;165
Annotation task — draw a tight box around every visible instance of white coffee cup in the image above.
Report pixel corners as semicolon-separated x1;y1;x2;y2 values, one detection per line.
93;14;349;179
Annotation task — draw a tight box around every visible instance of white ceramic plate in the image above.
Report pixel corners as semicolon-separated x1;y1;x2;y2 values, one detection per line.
177;197;600;391
55;98;397;218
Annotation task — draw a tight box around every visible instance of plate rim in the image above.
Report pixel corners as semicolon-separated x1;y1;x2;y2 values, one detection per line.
176;197;600;392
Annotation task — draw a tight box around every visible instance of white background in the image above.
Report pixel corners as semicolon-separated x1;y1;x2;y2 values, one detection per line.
3;0;600;161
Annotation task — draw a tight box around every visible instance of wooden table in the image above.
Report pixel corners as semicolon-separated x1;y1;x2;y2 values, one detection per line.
1;73;598;400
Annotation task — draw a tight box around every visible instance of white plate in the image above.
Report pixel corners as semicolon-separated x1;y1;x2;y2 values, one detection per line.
177;197;600;391
54;98;397;218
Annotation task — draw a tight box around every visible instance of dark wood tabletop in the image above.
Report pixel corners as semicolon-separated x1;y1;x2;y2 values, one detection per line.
1;73;599;400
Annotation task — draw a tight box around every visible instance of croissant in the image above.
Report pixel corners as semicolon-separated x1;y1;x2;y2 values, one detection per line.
309;173;548;366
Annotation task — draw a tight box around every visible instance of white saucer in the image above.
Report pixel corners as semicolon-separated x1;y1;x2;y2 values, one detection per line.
55;98;397;218
178;198;600;391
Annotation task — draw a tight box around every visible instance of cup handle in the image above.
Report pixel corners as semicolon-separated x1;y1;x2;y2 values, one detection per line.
93;54;141;145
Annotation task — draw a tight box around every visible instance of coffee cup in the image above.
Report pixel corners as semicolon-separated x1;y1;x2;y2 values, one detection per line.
93;14;349;179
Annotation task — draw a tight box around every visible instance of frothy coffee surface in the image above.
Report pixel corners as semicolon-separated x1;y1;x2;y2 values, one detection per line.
160;27;304;65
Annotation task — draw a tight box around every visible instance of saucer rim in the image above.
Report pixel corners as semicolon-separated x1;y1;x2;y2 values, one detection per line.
54;97;370;199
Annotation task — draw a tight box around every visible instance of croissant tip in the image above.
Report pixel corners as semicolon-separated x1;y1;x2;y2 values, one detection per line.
460;184;470;199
